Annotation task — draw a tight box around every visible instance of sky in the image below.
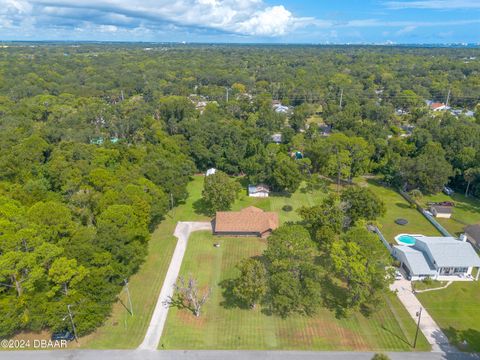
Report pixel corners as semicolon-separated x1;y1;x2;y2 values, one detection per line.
0;0;479;44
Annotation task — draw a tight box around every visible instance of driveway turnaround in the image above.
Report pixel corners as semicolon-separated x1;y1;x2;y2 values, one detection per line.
138;221;212;350
391;280;454;353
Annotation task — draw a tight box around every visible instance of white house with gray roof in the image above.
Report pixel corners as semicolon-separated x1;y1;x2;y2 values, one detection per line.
392;236;480;281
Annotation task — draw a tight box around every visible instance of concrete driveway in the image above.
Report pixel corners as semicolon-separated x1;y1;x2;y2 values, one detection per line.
390;280;454;353
138;221;212;350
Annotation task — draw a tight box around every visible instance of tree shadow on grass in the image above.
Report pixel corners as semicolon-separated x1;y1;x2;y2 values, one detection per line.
395;202;411;209
218;279;251;310
444;326;480;352
320;276;351;319
380;324;412;348
192;198;212;216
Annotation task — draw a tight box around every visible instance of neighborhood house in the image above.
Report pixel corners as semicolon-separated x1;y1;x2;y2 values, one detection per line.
248;184;270;197
464;224;480;249
213;206;279;238
392;235;480;281
205;168;216;176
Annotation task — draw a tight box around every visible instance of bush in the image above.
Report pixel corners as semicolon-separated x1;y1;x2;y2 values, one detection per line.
372;354;390;360
282;205;293;212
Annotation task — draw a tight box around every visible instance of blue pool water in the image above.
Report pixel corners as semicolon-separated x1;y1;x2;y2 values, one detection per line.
396;234;417;245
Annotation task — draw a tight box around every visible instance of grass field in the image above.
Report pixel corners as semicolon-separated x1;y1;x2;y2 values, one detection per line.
161;231;430;351
420;192;480;236
78;176;209;349
417;281;480;352
364;180;441;243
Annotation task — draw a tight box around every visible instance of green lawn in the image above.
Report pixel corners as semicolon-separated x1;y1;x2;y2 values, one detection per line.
161;231;429;351
79;175;210;349
417;281;480;352
79;176;328;348
364;180;441;244
420;192;480;236
232;181;328;224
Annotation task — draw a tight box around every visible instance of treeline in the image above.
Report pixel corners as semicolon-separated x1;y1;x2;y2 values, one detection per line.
0;44;479;337
0;123;194;336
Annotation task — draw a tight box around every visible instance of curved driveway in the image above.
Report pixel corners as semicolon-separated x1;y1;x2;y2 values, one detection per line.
138;221;212;350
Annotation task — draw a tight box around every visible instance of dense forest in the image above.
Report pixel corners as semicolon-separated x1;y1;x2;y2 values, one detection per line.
0;43;479;337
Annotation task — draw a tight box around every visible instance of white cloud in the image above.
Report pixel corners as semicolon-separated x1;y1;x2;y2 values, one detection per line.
385;0;480;10
0;0;311;37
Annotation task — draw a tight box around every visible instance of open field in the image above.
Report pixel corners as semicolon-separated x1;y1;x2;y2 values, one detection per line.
78;176;209;349
364;180;441;244
420;192;480;236
417;281;480;352
161;231;429;351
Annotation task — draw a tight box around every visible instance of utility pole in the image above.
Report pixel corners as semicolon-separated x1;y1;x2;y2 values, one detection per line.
124;279;133;316
226;87;230;103
67;304;78;342
339;88;344;109
445;88;451;108
413;307;422;348
121;89;125;101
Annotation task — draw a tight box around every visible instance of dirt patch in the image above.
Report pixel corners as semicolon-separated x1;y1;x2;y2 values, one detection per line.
176;309;207;329
277;318;370;350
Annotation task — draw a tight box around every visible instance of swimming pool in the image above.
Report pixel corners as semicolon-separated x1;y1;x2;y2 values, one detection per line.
395;234;423;246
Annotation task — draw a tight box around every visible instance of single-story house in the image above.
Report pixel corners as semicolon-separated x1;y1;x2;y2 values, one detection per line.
430;205;453;219
429;102;449;111
464;224;480;249
213;206;279;238
248;184;270;198
205;168;216;176
392;236;480;281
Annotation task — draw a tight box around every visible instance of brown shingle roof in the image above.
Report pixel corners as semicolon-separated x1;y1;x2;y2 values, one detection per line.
465;224;480;242
214;206;279;234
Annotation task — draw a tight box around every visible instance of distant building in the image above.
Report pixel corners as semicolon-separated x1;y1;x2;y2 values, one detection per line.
213;206;279;238
206;168;217;176
248;184;270;198
430;205;453;219
271;133;282;144
272;100;290;114
429;102;449;111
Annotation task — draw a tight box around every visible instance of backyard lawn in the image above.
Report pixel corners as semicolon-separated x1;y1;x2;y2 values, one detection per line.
161;231;430;351
364;180;441;243
420;192;480;236
417;281;480;352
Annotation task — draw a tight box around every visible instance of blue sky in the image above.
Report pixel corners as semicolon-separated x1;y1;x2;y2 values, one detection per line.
0;0;479;43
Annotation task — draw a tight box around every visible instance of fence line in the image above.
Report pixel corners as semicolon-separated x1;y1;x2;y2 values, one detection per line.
398;189;453;237
369;225;393;253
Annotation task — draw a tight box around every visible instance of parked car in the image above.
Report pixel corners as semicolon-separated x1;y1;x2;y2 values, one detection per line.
395;271;403;280
424;210;433;217
51;330;75;341
443;186;454;196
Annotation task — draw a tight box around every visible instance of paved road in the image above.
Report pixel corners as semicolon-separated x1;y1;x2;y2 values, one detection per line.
391;280;454;353
138;221;212;350
2;350;480;360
